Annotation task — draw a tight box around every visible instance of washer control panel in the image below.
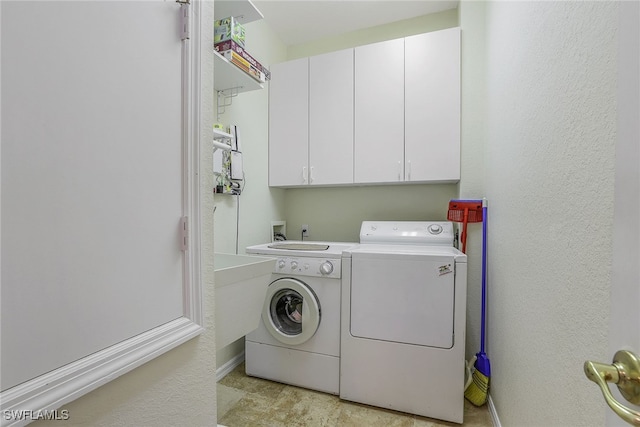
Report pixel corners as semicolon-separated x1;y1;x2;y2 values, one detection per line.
275;257;341;279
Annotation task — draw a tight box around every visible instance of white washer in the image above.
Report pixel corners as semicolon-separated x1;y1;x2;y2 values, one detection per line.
245;241;356;395
340;221;467;423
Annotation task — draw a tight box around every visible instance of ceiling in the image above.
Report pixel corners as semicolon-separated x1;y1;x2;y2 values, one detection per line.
250;0;459;46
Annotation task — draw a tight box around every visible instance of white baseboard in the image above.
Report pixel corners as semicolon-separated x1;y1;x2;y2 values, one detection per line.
216;351;245;382
488;394;501;427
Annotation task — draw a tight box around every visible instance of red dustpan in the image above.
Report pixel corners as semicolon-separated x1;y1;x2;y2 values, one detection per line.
447;199;483;253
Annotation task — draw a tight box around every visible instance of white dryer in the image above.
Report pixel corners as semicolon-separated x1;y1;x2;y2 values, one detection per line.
245;241;356;395
340;222;467;423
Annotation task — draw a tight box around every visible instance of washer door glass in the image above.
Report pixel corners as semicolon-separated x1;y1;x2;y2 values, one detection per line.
262;278;320;345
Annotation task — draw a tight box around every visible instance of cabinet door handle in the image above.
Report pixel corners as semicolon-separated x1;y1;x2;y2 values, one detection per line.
302;166;308;184
407;160;412;181
310;166;315;183
397;161;402;181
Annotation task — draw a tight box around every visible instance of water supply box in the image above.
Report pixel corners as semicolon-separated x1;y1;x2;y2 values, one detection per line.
214;17;246;48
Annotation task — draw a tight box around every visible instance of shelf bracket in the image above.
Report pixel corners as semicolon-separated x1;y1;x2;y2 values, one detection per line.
217;88;239;120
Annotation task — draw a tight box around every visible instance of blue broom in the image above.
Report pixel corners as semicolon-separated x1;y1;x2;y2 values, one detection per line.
464;198;490;405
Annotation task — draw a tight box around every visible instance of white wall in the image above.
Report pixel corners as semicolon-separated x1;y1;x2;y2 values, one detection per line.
33;2;218;425
462;1;618;425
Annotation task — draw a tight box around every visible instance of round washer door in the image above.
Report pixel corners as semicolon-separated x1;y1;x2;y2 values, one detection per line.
262;277;321;345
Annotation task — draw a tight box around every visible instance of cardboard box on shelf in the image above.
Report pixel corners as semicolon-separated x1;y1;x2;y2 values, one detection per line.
214;17;246;48
218;49;266;83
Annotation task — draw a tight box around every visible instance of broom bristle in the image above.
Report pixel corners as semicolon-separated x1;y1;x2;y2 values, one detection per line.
464;369;489;406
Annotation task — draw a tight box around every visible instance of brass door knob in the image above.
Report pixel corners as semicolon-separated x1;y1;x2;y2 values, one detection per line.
584;350;640;425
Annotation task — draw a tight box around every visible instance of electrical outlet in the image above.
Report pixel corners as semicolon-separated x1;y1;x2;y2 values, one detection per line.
302;224;309;238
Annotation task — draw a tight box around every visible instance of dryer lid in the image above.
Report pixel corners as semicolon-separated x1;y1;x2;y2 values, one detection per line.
359;221;454;246
344;244;466;262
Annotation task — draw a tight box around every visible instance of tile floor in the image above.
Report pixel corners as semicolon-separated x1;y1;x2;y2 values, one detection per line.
217;363;493;427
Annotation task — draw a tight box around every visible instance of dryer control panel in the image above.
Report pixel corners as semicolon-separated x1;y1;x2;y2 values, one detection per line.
274;257;341;279
360;221;454;246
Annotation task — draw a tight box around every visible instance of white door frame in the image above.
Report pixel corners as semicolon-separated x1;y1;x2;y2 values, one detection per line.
0;2;203;424
606;2;639;425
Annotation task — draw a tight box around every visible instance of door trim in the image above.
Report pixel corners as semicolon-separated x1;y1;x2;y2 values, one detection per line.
607;2;640;424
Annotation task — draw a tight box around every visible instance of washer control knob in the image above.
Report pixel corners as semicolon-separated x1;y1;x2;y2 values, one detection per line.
278;259;286;269
428;224;443;235
319;261;334;276
290;260;298;270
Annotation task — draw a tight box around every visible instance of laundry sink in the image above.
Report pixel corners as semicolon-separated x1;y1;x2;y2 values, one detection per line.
214;253;275;349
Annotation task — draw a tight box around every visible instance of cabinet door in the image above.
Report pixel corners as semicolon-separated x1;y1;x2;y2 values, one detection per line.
354;38;405;184
405;28;460;182
269;58;309;186
309;48;354;185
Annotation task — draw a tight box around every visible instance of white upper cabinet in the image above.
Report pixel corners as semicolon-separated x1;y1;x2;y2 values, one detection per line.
268;57;309;186
354;38;405;184
309;48;354;186
269;49;354;187
268;27;461;187
405;27;460;182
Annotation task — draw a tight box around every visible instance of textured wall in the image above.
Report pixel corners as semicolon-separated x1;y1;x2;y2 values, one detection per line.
34;2;218;425
479;2;618;425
